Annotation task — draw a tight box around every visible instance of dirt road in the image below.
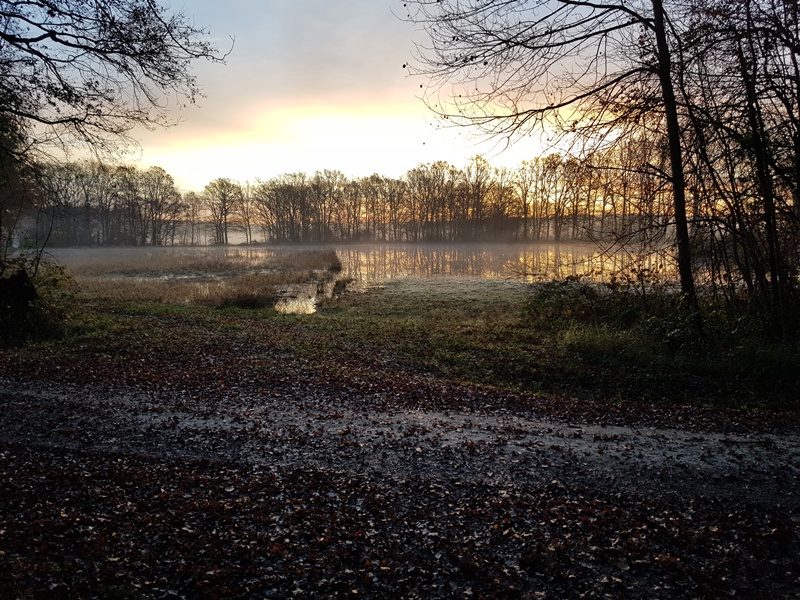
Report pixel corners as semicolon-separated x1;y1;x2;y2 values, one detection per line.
1;376;797;598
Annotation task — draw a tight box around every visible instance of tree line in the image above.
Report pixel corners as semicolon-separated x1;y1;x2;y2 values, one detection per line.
19;137;681;248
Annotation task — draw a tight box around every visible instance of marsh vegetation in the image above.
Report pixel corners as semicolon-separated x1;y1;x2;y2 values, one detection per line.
52;246;343;311
8;243;795;411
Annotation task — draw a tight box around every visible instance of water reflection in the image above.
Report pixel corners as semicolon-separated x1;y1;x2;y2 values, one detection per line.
335;243;673;284
49;242;674;285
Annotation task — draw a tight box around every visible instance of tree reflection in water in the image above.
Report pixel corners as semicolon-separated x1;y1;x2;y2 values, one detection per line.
334;243;673;285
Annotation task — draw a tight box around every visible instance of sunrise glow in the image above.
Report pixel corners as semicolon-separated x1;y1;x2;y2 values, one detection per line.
136;98;546;191
125;1;546;192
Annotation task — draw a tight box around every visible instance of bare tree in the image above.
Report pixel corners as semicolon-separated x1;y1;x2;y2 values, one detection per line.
677;0;799;333
0;0;223;157
359;174;386;242
487;165;517;240
310;170;345;243
204;178;241;245
383;177;408;242
140;167;181;245
236;182;259;245
461;156;493;241
180;191;204;245
403;0;698;307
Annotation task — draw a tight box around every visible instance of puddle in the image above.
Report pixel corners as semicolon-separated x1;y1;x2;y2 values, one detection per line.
273;277;357;314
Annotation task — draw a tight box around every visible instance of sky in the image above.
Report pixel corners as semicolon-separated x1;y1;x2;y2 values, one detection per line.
130;0;545;192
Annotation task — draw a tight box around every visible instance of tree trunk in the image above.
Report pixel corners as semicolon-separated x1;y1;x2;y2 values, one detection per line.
736;1;786;334
651;0;698;311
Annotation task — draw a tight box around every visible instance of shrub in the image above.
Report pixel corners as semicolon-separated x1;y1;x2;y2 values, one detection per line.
0;257;76;346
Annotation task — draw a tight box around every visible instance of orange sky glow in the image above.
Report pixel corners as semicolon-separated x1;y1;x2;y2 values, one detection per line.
129;1;545;192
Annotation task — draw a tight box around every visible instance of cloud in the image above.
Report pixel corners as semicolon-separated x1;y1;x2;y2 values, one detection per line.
134;1;544;190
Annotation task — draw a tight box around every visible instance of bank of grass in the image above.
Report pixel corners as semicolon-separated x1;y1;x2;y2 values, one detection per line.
6;251;799;411
312;278;799;411
59;247;342;278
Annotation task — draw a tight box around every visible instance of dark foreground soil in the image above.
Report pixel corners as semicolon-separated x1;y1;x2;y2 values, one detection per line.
1;318;799;599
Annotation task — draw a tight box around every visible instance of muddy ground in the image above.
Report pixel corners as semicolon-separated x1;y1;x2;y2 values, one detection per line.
1;366;798;599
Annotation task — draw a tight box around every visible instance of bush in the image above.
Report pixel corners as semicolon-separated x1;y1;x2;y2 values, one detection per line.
523;277;800;407
526;277;680;330
0;257;76;346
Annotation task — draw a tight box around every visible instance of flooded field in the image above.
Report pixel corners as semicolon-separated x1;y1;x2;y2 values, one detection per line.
41;242;676;314
48;242;672;285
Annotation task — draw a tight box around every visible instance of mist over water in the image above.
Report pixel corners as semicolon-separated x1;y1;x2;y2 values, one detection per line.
336;242;670;283
48;242;673;285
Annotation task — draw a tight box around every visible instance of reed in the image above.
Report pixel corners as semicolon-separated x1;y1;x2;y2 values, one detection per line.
68;247;340;308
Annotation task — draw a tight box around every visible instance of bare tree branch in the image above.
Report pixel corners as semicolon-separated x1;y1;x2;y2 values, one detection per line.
0;0;224;157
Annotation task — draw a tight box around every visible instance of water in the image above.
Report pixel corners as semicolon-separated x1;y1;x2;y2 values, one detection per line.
334;242;670;283
47;242;672;283
44;241;676;317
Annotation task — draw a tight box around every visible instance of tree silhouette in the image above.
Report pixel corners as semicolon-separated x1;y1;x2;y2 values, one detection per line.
0;0;222;157
204;178;241;246
403;0;698;307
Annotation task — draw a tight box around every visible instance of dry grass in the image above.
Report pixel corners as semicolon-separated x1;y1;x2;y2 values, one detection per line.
60;247;341;277
65;247;341;309
272;248;341;272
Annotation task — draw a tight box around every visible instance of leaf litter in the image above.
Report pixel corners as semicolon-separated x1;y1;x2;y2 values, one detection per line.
0;311;798;599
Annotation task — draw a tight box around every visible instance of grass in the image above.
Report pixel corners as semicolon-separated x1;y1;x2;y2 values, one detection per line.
69;247;341;309
312;277;800;410
4;247;799;412
59;246;342;277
